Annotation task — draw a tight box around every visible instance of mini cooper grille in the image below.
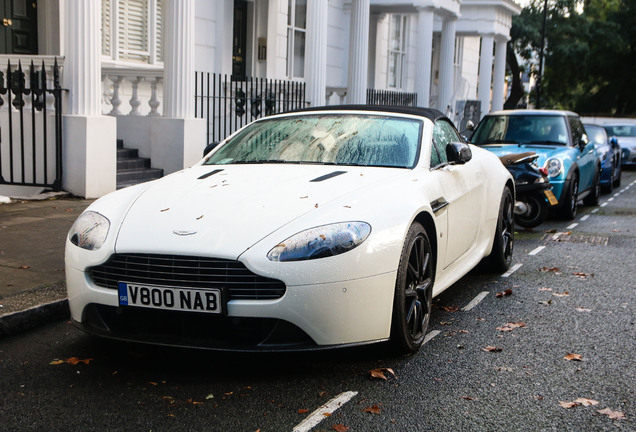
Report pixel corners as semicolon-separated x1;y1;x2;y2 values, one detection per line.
88;254;286;300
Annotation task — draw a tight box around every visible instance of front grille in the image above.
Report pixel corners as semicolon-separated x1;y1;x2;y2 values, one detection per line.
88;254;286;300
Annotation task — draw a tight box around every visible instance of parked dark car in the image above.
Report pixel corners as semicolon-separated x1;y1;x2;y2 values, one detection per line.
584;123;622;192
470;110;601;220
602;123;636;167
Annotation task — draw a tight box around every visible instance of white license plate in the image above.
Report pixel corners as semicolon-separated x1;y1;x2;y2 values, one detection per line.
118;282;221;314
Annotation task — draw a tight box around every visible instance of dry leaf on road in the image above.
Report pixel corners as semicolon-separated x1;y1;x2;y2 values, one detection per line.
597;408;626;420
564;353;582;361
369;368;396;380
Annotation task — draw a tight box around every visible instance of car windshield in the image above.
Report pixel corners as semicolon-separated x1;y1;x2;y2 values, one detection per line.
471;115;569;146
603;125;636;137
204;114;422;168
584;125;607;146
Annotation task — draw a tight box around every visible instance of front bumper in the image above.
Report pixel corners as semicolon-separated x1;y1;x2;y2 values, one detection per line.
66;263;397;350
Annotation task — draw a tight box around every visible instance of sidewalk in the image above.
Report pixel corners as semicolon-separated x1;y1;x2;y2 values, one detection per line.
0;194;91;336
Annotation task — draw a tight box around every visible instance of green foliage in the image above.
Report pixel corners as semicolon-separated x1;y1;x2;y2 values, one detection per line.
508;0;635;114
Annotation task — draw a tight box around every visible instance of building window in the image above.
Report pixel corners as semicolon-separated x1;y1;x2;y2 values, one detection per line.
388;14;408;89
286;0;306;79
102;0;163;65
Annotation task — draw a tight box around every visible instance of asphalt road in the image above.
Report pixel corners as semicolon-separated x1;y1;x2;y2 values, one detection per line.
1;171;635;432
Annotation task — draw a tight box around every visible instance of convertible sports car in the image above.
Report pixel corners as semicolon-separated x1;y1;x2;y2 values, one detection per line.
66;106;514;353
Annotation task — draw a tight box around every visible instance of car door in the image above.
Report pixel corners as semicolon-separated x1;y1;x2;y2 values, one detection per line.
569;116;596;191
430;120;486;268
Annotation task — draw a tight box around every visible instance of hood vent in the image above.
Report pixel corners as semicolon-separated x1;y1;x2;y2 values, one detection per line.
198;169;224;179
310;171;347;182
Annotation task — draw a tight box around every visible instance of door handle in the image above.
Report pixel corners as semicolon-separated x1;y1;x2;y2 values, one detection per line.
3;18;12;26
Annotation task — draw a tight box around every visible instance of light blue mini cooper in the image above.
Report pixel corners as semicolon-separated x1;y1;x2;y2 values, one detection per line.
470;110;601;220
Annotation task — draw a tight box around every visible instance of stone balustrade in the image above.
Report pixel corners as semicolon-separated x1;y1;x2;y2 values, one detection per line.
101;66;163;117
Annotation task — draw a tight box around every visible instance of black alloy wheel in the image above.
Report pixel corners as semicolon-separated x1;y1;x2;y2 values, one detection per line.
486;187;514;271
560;173;579;220
391;222;434;354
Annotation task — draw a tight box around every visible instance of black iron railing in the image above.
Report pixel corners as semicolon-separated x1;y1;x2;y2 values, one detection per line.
195;73;308;144
367;89;418;107
0;59;64;191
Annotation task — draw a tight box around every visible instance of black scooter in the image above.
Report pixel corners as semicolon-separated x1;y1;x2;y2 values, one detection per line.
499;152;557;228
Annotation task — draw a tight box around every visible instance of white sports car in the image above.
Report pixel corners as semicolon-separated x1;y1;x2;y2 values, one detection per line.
66;106;514;353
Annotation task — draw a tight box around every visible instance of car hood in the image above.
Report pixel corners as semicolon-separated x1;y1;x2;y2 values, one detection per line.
114;164;406;259
477;143;571;166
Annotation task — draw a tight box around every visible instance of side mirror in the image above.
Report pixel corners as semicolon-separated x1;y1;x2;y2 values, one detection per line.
465;120;475;131
203;142;219;157
609;136;619;147
446;142;472;165
460;120;475;141
579;134;589;150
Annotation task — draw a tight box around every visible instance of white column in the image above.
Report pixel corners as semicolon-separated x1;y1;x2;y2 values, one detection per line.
64;0;101;116
491;36;508;112
478;34;494;116
438;16;457;114
415;7;435;108
163;0;195;118
306;0;328;107
347;0;370;104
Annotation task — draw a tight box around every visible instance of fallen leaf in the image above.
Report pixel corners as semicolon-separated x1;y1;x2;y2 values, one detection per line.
482;346;503;352
160;208;170;212
19;265;30;269
462;396;478;401
553;292;570;297
148;382;158;386
441;305;459;312
573;398;598;406
540;267;560;273
50;359;64;365
539;300;553;306
65;357;93;365
332;424;349;432
205;394;214;400
506;322;526;328
564;353;582;361
298;409;309;414
496;326;514;332
539;287;553;291
323;412;332;417
196;215;204;220
559;401;580;409
369;368;396;380
496;289;513;298
597;408;626;420
362;404;382;414
573;272;594;279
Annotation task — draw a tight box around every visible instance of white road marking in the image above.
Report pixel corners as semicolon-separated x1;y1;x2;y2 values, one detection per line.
592;208;599;213
613;193;620;197
601;203;608;207
462;292;489;311
580;215;589;221
608;198;614;202
424;330;441;344
567;223;578;229
528;246;546;256
501;263;522;278
293;391;358;432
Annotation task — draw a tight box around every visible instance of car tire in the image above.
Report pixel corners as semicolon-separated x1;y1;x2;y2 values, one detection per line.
485;187;514;272
583;170;601;206
614;166;622;187
390;222;434;355
515;193;548;229
559;173;579;220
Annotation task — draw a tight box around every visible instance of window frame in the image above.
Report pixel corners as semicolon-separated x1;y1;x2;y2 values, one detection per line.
286;0;307;80
387;14;409;90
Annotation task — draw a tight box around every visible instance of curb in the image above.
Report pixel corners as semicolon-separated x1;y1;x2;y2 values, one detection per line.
0;299;70;338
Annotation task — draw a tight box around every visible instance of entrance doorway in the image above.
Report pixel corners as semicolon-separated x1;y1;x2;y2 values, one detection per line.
232;0;247;81
0;0;38;54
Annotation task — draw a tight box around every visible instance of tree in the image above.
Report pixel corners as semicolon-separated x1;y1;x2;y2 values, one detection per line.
505;0;636;115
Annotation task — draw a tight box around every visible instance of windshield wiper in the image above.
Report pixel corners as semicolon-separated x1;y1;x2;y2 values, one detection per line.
477;139;519;145
227;159;289;164
527;140;566;145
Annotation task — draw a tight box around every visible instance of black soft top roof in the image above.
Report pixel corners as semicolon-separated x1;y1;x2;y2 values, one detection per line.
287;104;448;123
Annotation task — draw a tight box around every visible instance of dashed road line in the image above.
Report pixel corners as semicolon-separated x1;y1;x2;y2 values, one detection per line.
608;198;614;202
580;215;589;221
462;292;489;311
567;223;578;229
293;391;358;432
592;208;599;213
601;202;608;207
502;263;522;278
528;246;546;256
424;330;441;344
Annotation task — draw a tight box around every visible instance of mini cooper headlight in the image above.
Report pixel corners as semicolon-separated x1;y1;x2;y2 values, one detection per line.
267;222;371;262
68;211;110;251
545;158;563;178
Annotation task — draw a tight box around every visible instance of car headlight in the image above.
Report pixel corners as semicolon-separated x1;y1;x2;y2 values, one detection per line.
68;211;110;251
544;158;563;178
267;222;371;262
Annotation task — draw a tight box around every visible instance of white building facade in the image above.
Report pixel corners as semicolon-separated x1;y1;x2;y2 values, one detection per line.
0;0;520;198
